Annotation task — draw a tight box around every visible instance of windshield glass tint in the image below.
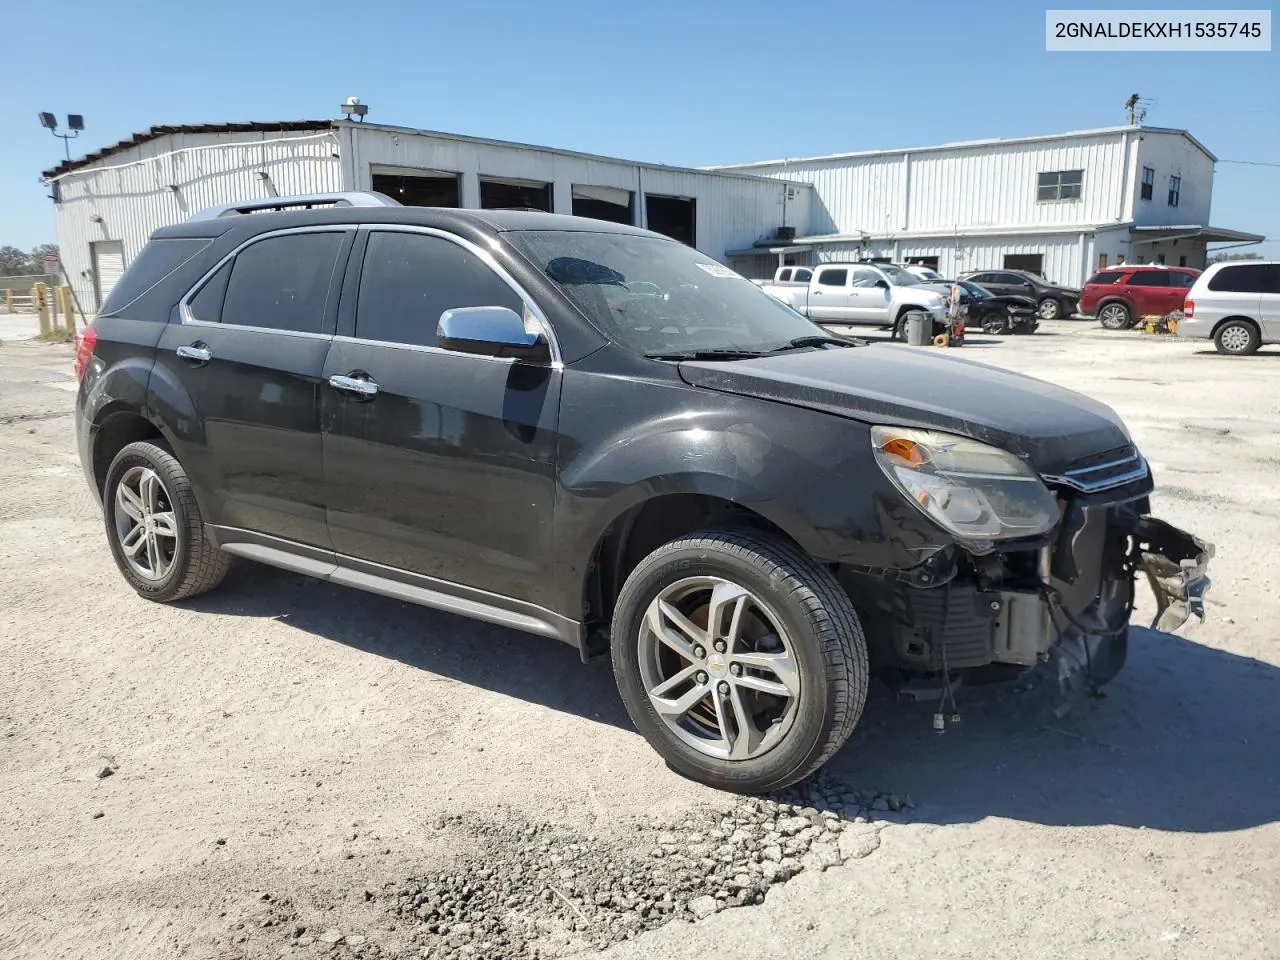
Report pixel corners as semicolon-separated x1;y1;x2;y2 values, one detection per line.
504;230;826;355
878;264;921;286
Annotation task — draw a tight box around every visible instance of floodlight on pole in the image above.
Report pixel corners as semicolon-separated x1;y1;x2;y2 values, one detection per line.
39;112;84;160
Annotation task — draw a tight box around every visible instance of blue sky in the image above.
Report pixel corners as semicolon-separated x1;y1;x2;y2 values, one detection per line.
2;0;1275;255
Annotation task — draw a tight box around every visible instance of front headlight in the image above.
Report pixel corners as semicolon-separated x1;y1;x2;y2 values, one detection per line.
871;426;1059;542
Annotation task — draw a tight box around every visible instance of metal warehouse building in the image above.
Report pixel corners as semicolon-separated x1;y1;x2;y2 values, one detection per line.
41;120;813;312
711;125;1261;285
42;118;1261;311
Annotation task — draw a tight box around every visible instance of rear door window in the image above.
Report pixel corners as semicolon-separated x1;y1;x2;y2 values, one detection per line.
816;268;848;287
1126;272;1171;287
1208;264;1280;293
355;231;524;348
219;231;347;334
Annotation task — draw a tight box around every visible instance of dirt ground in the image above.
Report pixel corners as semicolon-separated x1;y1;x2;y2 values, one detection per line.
2;319;1278;960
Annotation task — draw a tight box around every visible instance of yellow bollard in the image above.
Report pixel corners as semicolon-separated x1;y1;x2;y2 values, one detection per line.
57;286;75;334
4;289;12;314
32;283;51;336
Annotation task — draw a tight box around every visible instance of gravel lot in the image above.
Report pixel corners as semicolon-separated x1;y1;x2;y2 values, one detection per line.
2;319;1278;960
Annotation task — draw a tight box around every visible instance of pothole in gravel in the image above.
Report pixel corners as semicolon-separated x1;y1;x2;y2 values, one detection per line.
243;773;911;960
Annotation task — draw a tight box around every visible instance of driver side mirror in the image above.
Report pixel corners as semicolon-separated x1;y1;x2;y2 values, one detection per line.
437;306;551;363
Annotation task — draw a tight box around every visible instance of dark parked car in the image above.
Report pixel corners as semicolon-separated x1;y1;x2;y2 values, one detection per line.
960;269;1080;320
921;280;1040;334
74;193;1212;793
1079;265;1200;330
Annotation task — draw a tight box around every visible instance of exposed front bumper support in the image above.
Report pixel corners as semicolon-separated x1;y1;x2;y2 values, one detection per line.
1134;516;1214;632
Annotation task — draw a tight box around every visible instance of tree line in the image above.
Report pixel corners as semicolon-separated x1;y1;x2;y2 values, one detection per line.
0;244;60;277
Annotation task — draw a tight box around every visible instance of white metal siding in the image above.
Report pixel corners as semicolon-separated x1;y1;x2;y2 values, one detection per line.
344;127;812;263
739;130;1134;237
1131;131;1215;228
51;129;341;310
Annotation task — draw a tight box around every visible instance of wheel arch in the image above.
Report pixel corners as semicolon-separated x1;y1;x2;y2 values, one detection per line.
1211;315;1262;339
578;487;813;658
90;405;166;496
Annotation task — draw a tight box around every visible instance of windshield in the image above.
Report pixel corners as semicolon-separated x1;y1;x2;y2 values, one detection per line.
505;230;831;356
878;264;923;286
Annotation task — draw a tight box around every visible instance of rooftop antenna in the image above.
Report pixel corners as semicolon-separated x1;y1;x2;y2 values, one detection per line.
1124;93;1152;125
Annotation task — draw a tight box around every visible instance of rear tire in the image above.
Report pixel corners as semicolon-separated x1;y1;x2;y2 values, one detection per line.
1214;319;1261;356
103;440;229;602
610;529;868;794
1097;302;1133;330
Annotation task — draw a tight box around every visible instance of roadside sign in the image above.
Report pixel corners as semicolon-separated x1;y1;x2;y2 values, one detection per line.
42;254;60;276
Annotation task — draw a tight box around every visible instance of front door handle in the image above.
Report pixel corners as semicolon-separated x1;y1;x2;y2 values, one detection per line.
176;343;212;364
328;373;379;399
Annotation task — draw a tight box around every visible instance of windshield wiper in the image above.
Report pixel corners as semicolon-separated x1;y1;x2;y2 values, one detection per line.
769;334;863;352
644;348;768;361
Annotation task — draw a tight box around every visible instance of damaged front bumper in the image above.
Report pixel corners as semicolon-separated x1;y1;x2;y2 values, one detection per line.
856;499;1213;710
1044;514;1213;709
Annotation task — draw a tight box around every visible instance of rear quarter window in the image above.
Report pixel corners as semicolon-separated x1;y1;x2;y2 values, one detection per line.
1208;264;1280;294
98;238;212;316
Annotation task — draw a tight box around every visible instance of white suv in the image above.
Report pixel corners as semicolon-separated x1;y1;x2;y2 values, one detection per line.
1178;260;1280;355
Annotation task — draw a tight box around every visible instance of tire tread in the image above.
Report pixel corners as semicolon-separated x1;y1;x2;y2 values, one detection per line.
615;528;868;792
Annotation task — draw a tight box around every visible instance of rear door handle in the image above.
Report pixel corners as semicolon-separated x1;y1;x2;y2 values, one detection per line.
176;343;212;364
328;373;379;399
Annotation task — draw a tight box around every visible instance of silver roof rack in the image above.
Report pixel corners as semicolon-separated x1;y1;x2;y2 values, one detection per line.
186;191;402;222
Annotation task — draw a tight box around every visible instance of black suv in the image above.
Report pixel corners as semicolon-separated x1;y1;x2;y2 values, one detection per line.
75;193;1211;793
960;269;1081;320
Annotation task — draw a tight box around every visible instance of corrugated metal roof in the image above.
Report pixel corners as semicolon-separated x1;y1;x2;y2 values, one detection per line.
709;125;1218;169
43;118;811;187
41;121;334;178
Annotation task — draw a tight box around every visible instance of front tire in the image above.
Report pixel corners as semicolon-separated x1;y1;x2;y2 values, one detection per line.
1214;319;1261;355
103;440;229;602
610;529;868;793
981;312;1011;335
1097;301;1133;330
1037;297;1063;320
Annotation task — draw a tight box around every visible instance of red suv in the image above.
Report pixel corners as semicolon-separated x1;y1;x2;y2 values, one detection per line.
1081;265;1200;329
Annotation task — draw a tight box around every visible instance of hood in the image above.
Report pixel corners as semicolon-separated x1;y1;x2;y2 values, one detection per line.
678;345;1130;474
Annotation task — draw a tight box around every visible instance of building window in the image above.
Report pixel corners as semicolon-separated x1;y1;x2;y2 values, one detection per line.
1140;166;1155;201
1179;255;1187;267
1168;175;1181;207
1037;169;1083;202
1098;253;1109;269
1157;254;1166;264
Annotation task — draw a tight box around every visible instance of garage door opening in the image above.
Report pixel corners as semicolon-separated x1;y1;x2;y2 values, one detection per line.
645;194;696;246
572;185;633;224
480;177;552;212
371;170;460;208
1003;253;1044;276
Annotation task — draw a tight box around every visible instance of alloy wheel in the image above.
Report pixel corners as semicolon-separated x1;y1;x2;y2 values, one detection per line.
1037;298;1062;320
1099;303;1131;329
113;466;179;581
638;576;800;761
1219;325;1253;353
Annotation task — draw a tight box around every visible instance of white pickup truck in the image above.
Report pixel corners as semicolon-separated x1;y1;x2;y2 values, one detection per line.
758;262;948;330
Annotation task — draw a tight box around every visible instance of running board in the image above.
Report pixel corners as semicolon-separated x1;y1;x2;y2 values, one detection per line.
217;540;581;648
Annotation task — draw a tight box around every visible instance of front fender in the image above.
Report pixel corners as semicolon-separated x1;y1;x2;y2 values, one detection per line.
550;370;954;619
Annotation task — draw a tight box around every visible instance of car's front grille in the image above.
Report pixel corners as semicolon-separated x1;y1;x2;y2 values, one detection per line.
1044;444;1148;493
